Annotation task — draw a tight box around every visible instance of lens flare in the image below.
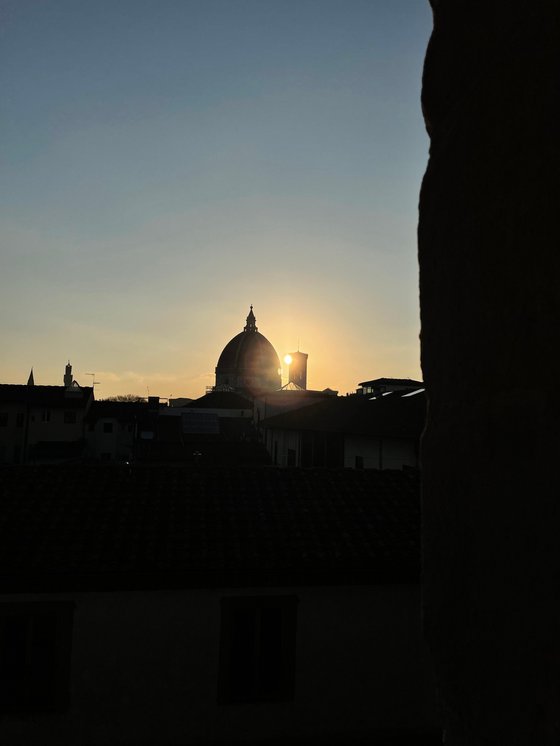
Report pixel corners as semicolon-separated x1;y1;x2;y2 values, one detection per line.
283;354;292;365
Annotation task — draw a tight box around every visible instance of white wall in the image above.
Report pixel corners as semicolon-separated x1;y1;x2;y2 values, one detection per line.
85;420;136;462
0;404;87;463
0;584;436;745
344;436;418;470
266;430;418;470
26;407;84;445
268;428;301;466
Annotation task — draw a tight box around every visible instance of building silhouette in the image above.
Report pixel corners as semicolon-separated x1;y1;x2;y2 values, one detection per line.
286;350;308;390
215;306;281;395
0;363;93;464
0;464;438;744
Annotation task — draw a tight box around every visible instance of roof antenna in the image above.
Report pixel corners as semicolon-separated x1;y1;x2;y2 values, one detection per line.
85;372;100;390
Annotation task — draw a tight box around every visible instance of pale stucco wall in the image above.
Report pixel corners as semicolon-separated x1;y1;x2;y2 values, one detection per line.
0;584;436;745
269;428;300;465
343;436;418;470
0;403;86;463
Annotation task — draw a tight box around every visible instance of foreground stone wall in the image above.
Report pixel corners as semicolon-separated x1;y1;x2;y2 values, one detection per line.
419;2;560;743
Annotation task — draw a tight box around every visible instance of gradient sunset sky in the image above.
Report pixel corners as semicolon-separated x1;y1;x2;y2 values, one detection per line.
1;0;432;399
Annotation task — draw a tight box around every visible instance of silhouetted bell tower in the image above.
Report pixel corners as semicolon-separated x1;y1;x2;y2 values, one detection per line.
64;361;73;388
287;351;308;389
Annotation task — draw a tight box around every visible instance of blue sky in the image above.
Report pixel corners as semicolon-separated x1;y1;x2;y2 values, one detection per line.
1;0;432;398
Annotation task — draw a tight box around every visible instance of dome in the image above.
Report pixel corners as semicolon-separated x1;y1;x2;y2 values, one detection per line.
215;307;281;394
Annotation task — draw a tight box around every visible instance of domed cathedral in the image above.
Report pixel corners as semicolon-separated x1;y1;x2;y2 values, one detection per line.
215;307;281;395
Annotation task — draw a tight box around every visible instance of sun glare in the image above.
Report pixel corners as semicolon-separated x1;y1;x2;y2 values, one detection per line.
283;354;292;365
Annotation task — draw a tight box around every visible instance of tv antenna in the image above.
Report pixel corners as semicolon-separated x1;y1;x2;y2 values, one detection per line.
85;372;100;391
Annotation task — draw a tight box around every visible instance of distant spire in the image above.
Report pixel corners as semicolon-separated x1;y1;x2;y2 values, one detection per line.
244;305;258;332
64;360;73;388
27;368;34;386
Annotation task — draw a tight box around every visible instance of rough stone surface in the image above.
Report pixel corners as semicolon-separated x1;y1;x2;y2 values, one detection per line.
419;2;560;743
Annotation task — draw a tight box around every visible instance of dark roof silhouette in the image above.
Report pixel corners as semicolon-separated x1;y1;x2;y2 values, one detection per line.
358;378;424;388
0;465;419;591
85;400;149;422
29;440;85;461
261;391;426;439
188;391;253;409
0;384;93;408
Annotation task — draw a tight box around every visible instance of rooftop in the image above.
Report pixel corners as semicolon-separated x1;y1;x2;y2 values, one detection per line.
0;465;419;592
358;378;424;388
261;390;426;439
0;384;94;408
187;391;254;409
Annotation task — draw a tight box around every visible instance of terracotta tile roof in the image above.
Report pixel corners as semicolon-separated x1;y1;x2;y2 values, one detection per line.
0;465;420;592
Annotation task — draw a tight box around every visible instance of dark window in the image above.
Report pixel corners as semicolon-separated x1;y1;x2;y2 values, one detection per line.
16;413;24;427
287;448;296;467
324;434;344;468
0;602;73;713
100;452;111;461
301;432;313;467
63;411;77;425
218;595;298;705
102;422;113;434
0;413;7;427
42;410;51;423
355;455;364;469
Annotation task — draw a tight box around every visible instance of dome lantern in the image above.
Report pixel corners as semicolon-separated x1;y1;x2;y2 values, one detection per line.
244;305;258;332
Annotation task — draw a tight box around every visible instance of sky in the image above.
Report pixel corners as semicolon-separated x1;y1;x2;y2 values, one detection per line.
0;0;432;399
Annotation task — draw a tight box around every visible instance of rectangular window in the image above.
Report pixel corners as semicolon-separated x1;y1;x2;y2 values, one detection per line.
218;595;298;705
0;602;74;713
0;413;8;427
355;455;364;469
287;448;296;467
63;411;77;425
102;422;113;434
42;410;51;423
16;412;24;427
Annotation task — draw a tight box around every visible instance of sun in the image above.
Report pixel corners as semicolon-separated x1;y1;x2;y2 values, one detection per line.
283;354;292;365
